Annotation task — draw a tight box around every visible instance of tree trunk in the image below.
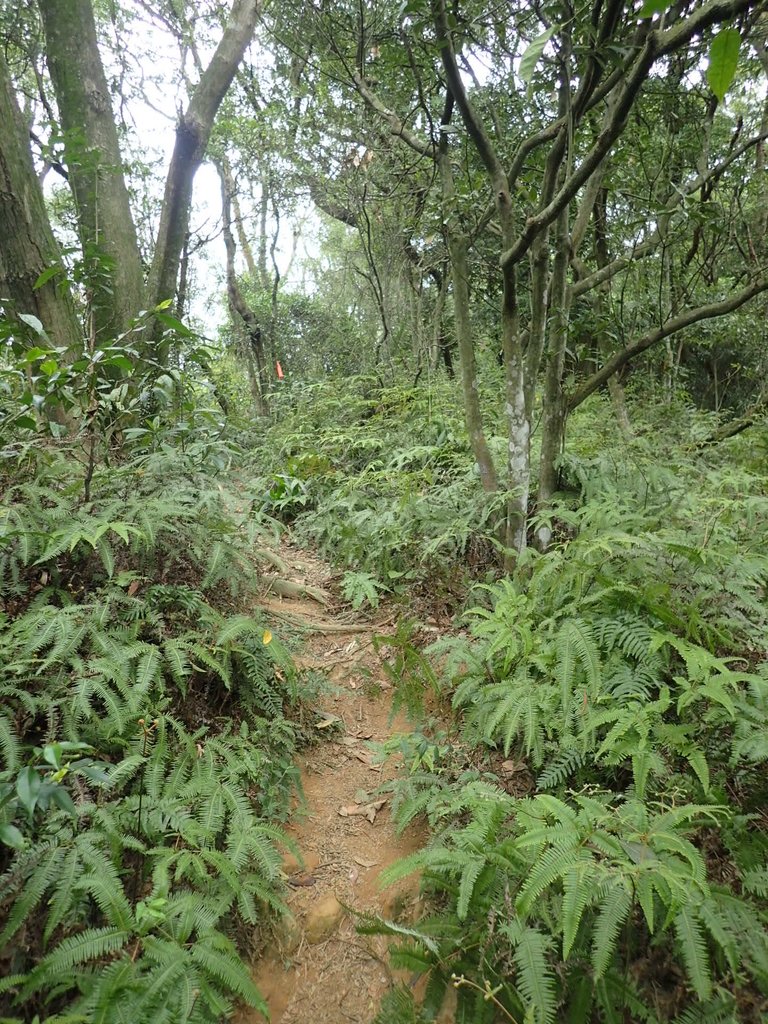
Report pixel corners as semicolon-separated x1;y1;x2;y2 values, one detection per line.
437;145;498;493
0;51;80;350
38;0;145;342
147;0;262;343
592;188;633;437
536;201;571;528
217;157;269;416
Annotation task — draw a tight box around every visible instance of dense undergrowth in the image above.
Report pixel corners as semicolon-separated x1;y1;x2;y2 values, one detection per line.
0;338;316;1022
3;347;768;1024
248;374;507;612
240;373;768;1023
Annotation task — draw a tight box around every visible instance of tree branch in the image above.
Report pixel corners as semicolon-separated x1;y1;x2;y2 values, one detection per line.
570;130;767;298
147;0;261;323
502;0;757;270
567;277;768;411
350;71;432;157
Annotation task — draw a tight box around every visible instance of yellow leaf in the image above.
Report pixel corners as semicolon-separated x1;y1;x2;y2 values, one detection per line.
262;630;272;645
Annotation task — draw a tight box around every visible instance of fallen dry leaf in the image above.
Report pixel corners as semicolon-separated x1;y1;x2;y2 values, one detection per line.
338;797;388;823
287;873;317;887
352;856;379;868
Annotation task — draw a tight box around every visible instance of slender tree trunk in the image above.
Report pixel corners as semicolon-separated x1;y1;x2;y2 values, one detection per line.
500;267;531;560
38;0;145;341
232;189;258;279
437;145;497;493
591;188;633;437
217;157;268;415
257;179;270;291
0;51;80;350
537;202;571;519
147;0;262;342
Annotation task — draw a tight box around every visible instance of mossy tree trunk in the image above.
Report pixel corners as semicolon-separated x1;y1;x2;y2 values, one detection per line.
38;0;145;342
0;51;80;350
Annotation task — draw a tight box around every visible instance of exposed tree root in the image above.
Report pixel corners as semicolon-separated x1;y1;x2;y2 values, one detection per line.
264;578;330;605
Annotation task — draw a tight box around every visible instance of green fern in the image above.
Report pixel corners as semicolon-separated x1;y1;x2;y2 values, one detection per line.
503;919;557;1024
674;907;713;1000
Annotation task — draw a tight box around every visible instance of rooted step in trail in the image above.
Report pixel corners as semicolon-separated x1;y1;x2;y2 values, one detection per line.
238;547;442;1024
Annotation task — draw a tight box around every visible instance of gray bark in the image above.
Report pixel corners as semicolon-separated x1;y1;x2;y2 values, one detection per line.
0;50;80;351
437;130;498;494
38;0;145;341
217;157;269;415
147;0;262;343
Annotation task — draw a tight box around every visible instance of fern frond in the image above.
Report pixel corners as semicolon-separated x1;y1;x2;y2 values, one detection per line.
0;843;62;946
674;907;712;1000
503;918;557;1024
28;926;129;983
591;881;632;980
516;844;578;918
0;714;20;771
189;942;267;1010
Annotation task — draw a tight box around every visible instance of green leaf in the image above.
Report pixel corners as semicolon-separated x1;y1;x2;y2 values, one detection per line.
706;28;740;102
34;264;63;288
674;907;712;1000
104;355;133;372
18;313;47;337
16;767;42;817
39;358;58;376
640;0;671;16
154;311;193;337
43;743;63;769
519;26;557;85
0;823;25;849
49;784;77;816
24;346;49;363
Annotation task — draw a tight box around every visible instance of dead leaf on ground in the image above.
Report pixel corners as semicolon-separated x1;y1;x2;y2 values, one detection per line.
353;750;380;769
352;855;379;868
287;873;317;887
338;797;389;824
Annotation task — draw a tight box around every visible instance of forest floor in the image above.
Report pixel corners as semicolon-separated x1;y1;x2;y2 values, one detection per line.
235;543;454;1024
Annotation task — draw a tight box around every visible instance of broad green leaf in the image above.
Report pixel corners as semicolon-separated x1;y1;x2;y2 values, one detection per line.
39;359;58;376
16;767;41;817
707;28;740;102
24;347;49;363
154;311;193;337
43;743;63;769
48;785;77;816
103;355;133;372
0;824;25;849
640;0;671;16
18;313;46;336
33;264;63;288
519;26;557;85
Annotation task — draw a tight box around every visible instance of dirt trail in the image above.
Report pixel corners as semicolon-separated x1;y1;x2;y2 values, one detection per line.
236;545;448;1024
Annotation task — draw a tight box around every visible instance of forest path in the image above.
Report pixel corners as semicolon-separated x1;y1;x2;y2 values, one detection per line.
236;543;451;1024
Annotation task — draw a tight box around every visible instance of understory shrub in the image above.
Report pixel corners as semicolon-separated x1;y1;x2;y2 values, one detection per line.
370;454;768;1023
0;440;303;1023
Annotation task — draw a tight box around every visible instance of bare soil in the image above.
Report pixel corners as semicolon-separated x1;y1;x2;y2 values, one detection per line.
235;545;453;1024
